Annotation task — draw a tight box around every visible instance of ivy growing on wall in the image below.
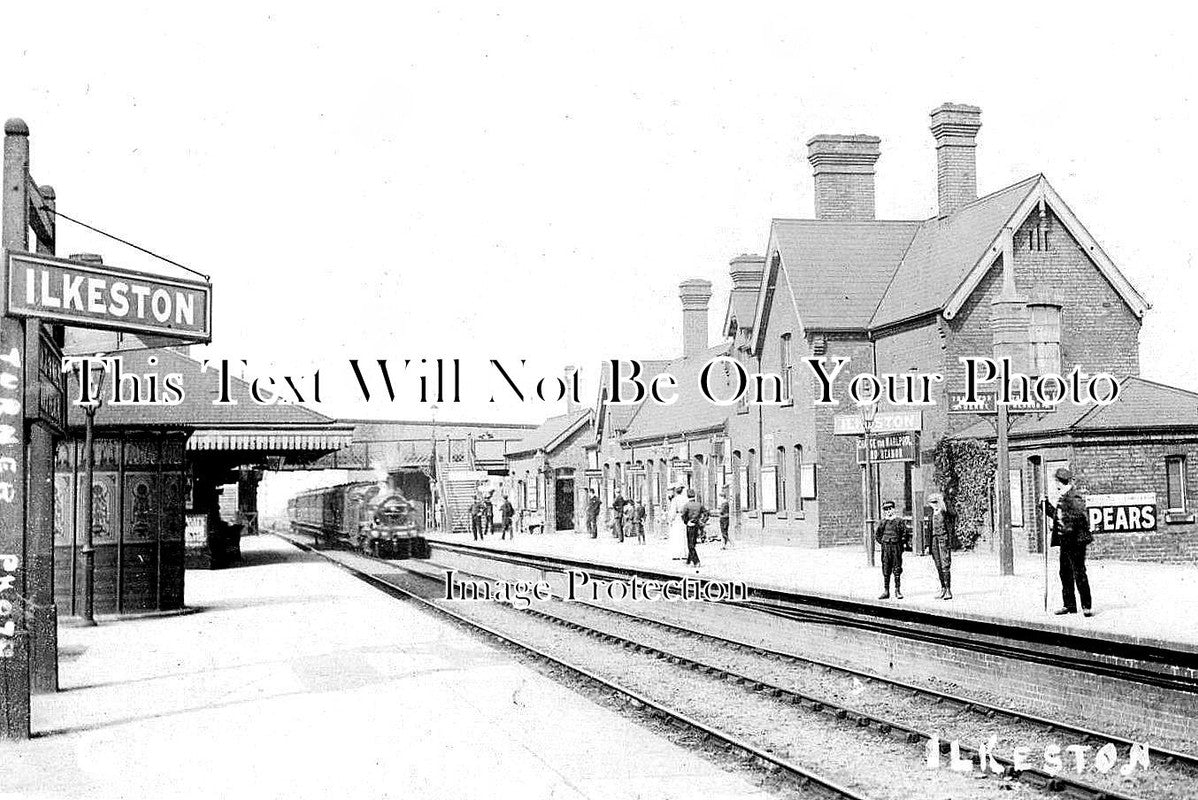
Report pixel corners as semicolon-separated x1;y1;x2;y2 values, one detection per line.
932;438;996;550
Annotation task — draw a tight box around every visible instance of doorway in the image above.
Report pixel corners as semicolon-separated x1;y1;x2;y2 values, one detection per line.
555;477;575;531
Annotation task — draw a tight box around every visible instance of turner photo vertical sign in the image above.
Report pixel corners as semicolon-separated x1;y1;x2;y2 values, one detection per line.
0;334;19;660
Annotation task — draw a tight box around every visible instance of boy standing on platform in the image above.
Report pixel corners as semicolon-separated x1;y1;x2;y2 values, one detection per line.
874;500;909;599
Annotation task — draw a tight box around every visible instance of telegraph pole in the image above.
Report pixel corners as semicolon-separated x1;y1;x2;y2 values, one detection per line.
1;119;32;739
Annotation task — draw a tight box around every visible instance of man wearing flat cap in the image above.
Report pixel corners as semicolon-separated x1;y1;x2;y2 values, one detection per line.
874;499;909;599
1043;467;1094;616
923;492;956;600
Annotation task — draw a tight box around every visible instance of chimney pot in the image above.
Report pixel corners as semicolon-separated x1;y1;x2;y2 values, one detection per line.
930;103;982;216
729;253;765;291
806;134;881;220
679;279;713;357
563;365;578;415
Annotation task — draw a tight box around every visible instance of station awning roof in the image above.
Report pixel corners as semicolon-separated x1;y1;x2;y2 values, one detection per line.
68;348;355;462
187;429;355;452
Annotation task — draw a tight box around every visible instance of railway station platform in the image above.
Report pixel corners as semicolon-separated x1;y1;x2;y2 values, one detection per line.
4;535;770;800
425;529;1198;651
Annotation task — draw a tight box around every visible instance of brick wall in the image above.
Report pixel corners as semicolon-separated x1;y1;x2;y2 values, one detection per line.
1074;438;1198;562
813;173;877;221
1004;437;1198;563
771;616;1198;747
814;336;877;546
947;209;1141;404
732;284;822;546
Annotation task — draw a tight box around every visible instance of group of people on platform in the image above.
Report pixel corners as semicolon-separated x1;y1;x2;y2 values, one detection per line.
583;485;731;568
491;466;1094;617
469;492;515;541
873;467;1093;615
873;494;956;600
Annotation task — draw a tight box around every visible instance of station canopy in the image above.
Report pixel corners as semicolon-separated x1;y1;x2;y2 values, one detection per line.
66;347;354;468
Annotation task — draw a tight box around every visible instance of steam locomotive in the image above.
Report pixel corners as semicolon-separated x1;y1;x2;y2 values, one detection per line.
288;481;429;559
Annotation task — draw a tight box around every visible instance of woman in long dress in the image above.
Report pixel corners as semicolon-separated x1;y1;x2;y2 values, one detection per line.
667;486;688;560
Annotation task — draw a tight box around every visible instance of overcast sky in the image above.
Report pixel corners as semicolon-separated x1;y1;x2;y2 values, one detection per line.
2;3;1193;425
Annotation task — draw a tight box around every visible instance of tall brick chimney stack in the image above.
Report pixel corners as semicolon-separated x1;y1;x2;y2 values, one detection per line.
729;253;765;293
930;103;982;217
806;134;881;221
563;365;578;415
679;279;713;358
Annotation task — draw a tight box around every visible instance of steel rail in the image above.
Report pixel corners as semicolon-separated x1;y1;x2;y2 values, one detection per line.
394;557;1161;800
425;537;1198;694
301;539;1169;800
276;531;872;800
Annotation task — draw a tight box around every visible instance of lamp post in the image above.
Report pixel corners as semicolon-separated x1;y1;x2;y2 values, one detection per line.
860;402;878;567
429;404;439;531
77;357;108;625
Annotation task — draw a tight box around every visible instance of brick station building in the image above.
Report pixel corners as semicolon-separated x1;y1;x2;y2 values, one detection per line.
507;102;1196;563
718;101;1198;560
954;377;1198;563
505;407;591;533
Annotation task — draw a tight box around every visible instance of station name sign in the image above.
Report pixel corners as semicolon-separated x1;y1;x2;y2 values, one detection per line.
947;390;1054;415
833;410;922;436
6;252;211;342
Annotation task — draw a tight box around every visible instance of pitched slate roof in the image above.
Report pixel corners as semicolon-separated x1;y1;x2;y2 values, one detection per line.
871;176;1041;328
757;175;1059;339
769;219;922;330
70;347;344;430
951;377;1198;440
507;408;592;456
725;290;759;335
621;344;734;443
596;360;671;435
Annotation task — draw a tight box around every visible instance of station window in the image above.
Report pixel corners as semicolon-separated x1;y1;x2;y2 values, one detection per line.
776;446;788;510
1166;456;1187;512
1029;305;1062;376
793;446;804;512
780;333;793;404
746;449;758;510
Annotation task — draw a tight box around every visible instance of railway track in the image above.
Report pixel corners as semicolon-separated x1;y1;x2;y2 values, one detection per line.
279;532;867;800
279;528;1197;799
397;557;1188;800
425;537;1198;695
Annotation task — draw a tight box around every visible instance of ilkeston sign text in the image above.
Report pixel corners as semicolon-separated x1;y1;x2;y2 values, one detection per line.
6;252;211;342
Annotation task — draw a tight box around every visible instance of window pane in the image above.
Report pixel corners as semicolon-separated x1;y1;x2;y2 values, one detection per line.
1167;457;1186;510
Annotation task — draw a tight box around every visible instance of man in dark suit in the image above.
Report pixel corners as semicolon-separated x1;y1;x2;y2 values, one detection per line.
586;490;601;539
680;489;707;567
500;495;515;540
470;495;484;541
874;500;909;599
612;492;627;542
923;492;957;600
1043;468;1093;616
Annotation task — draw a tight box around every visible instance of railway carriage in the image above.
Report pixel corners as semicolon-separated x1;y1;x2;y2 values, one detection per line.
288;481;429;559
